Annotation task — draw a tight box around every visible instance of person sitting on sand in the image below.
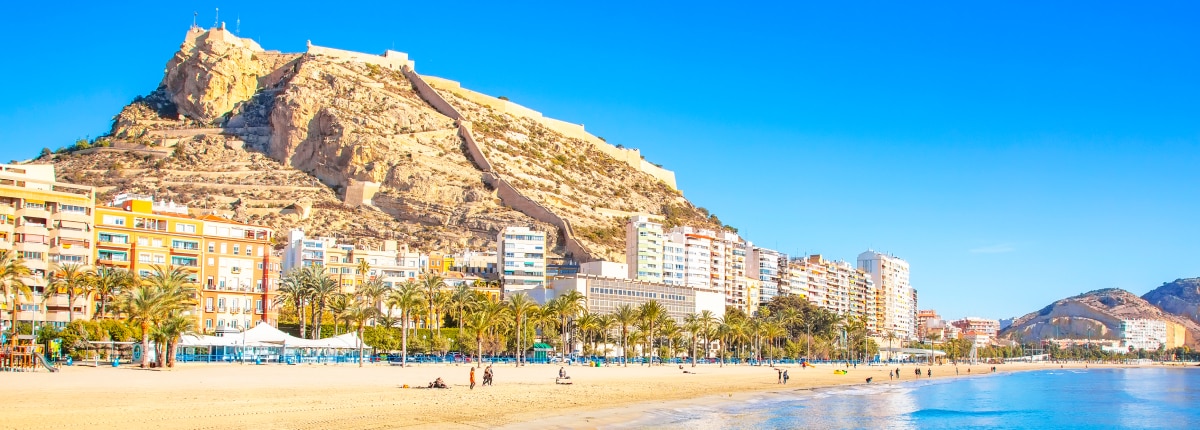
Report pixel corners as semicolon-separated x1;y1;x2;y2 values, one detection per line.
559;367;569;379
866;377;873;384
428;377;448;389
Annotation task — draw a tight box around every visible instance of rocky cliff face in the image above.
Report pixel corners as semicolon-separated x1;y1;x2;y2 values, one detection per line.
1142;278;1200;326
161;27;272;123
1000;288;1200;347
37;28;721;259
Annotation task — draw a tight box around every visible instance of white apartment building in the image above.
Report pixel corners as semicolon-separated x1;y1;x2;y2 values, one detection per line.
950;317;1001;338
858;250;916;340
625;215;664;283
497;226;547;294
1120;319;1167;351
749;246;783;306
666;227;716;293
661;235;686;287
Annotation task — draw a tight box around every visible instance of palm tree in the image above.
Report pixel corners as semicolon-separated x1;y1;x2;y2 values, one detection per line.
273;270;308;337
684;313;701;367
613;304;638;366
356;277;390;326
153;313;198;368
716;320;731;367
121;265;197;368
356;259;371;286
575;312;599;357
596;314;616;359
420;273;445;332
507;292;537;366
345;296;378;367
0;249;32;340
464;296;508;367
307;271;340;339
658;316;681;364
327;293;351;335
385;281;423;365
638;300;665;365
451;283;475;331
552;290;585;357
92;266;132;320
49;263;94;323
698;310;717;361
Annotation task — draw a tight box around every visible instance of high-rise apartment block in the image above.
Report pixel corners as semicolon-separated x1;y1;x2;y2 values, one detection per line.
497;226;546;294
858;250;917;340
0;164;95;330
625;215;664;283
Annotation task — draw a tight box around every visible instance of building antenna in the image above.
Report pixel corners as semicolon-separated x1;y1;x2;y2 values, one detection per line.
236;15;241;35
192;11;198;28
214;8;219;28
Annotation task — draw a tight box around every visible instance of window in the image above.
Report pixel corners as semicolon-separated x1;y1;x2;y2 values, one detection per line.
137;237;148;246
98;233;129;244
220;244;227;254
98;250;128;262
246;246;253;256
217;298;226;311
59;204;86;214
170;256;197;267
207;257;214;266
205;297;213;312
171;240;199;250
154;254;165;264
175;223;196;234
24;202;45;210
255;300;263;314
138;253;151;263
208;243;215;252
205;319;213;328
206;277;214;288
233;245;240;255
152;239;163;248
54;254;87;264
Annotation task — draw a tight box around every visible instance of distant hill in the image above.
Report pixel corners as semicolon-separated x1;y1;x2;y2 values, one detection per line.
1142;278;1200;327
999;288;1199;348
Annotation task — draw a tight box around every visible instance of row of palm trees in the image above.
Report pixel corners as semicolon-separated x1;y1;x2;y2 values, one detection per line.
1;249;203;368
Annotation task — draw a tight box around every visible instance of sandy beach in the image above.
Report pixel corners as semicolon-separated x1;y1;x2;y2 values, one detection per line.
1;361;1157;429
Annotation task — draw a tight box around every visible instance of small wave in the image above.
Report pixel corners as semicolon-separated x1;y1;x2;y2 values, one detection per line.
911;408;1025;418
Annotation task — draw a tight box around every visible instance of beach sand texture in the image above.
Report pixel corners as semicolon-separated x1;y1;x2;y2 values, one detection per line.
2;361;1124;429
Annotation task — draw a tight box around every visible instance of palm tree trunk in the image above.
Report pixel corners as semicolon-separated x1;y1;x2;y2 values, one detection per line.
357;325;364;368
140;321;151;368
401;310;409;366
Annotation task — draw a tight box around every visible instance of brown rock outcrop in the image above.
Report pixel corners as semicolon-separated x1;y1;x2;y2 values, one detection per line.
161;26;267;122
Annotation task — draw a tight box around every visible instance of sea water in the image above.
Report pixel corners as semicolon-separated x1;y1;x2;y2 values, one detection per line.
611;368;1199;429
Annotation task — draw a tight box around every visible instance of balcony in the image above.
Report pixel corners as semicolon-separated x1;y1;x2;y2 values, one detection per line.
170;246;201;255
15;223;48;236
55;227;91;241
53;211;92;224
16;207;49;219
97;257;130;266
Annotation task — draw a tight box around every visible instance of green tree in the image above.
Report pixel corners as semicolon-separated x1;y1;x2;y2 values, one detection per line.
507;292;537;366
613;304;639;366
385;280;423;365
1;249;33;340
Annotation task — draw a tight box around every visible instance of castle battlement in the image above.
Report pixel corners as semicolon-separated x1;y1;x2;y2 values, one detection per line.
304;42;415;71
422;76;677;189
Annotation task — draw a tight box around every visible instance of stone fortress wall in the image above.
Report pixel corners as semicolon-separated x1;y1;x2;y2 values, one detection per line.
305;42;415;71
421;76;677;189
400;68;595;262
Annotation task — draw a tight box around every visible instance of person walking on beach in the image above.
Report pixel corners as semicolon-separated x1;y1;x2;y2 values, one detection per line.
927;369;931;378
484;365;494;386
896;367;901;379
777;368;783;384
889;369;893;380
915;368;921;379
470;367;476;390
783;370;790;384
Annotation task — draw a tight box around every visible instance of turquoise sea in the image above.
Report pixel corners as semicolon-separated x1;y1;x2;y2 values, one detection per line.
610;367;1199;429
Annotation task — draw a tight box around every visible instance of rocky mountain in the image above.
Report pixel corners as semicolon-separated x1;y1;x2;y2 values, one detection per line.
1142;278;1200;327
34;26;723;259
999;288;1200;348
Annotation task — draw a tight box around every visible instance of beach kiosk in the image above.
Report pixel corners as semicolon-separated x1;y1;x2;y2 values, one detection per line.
531;343;553;364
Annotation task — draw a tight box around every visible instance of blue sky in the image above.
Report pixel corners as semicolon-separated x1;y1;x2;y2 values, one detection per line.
1;2;1197;319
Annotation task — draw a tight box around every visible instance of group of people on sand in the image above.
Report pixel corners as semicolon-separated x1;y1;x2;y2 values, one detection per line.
775;368;790;384
430;365;494;390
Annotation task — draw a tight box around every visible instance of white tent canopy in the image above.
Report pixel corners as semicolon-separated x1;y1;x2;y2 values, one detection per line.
179;324;365;349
